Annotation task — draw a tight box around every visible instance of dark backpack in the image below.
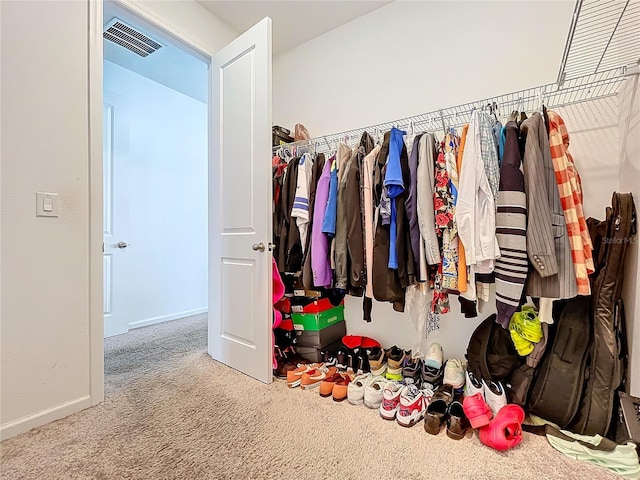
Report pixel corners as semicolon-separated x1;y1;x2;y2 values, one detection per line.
466;314;523;384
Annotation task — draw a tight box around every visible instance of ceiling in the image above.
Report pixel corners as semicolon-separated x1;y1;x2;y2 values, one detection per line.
198;1;393;55
103;1;208;102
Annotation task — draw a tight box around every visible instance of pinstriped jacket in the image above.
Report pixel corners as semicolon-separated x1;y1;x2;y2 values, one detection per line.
521;113;577;299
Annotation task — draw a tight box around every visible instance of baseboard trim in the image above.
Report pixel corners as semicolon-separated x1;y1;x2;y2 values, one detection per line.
0;395;92;441
128;308;207;330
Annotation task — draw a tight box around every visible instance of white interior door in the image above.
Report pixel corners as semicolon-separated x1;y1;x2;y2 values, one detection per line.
209;18;273;382
103;91;130;338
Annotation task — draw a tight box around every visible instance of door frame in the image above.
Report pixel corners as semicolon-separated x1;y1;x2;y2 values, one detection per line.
88;0;216;405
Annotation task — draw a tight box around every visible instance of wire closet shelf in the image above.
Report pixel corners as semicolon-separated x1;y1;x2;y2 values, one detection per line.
273;67;628;156
557;0;640;85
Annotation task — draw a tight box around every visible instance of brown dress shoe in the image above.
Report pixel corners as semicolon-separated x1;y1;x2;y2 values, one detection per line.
424;384;454;435
446;400;470;440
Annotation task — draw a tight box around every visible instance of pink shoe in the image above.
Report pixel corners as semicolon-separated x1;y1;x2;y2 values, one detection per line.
478;404;525;451
463;393;493;429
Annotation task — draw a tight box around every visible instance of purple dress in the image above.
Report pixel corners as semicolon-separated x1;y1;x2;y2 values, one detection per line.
311;155;334;287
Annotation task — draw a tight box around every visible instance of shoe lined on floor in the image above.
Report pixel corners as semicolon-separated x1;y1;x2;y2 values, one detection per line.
462;392;493;429
287;362;321;388
385;346;406;381
274;352;307;380
424;384;455;435
355;348;370;374
347;373;372;405
332;373;354;402
363;375;388;409
379;381;404;420
483;379;507;416
319;372;344;398
319;348;337;366
421;362;444;391
446;400;470;440
396;384;428;427
402;357;423;387
368;347;387;376
443;359;465;389
464;370;484;397
425;342;443;369
479;404;525;451
336;347;349;370
301;366;337;390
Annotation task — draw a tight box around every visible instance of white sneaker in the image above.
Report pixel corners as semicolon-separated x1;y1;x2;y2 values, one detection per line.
483;380;507;416
464;370;484;397
364;375;388;409
379;381;404;420
396;384;427;427
347;373;372;405
444;359;465;389
425;342;443;369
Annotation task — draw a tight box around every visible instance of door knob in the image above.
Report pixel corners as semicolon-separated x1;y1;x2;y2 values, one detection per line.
252;242;266;252
116;242;129;249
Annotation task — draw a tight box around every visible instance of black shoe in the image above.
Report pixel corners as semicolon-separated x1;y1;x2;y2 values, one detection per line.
355;348;370;374
336;346;349;370
446;400;470;440
424;384;454;435
403;357;423;386
421;363;444;390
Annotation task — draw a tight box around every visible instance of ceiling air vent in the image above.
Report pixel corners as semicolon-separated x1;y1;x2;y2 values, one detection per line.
103;18;163;58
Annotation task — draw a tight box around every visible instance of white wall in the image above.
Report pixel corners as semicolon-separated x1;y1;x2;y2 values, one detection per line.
104;61;208;331
273;0;622;360
0;0;237;440
619;70;640;397
1;0;93;439
274;1;575;137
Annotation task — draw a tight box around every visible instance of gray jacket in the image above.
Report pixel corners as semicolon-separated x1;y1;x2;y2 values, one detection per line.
521;113;577;299
416;133;441;276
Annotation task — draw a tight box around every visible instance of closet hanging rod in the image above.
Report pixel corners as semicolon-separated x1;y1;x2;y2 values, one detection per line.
273;67;627;155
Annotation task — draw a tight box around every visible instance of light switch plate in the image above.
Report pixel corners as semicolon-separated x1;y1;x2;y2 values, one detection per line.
36;192;59;217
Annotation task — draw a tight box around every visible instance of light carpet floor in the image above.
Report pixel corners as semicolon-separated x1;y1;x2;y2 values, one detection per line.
1;314;619;480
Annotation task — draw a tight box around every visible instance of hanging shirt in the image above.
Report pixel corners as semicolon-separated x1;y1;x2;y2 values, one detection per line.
291;153;313;251
311;155;334;287
363;145;381;298
322;159;339;237
384;127;407;269
441;131;461;292
479;112;500;203
498;125;507;163
405;134;423;280
456;125;469;293
494;121;528;328
455;111;500;274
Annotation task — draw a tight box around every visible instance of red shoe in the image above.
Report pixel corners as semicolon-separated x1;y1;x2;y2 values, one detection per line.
478;404;525;451
361;337;381;348
342;335;363;349
463;393;493;429
332;373;354;402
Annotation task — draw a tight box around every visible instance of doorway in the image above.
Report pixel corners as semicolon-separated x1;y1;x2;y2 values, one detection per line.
89;0;274;408
102;2;209;338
